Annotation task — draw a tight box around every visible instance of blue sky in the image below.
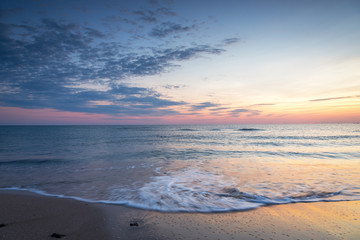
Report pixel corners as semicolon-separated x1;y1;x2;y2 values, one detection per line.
1;0;359;124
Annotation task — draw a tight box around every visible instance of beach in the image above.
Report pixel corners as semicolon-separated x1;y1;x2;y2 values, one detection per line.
1;0;360;237
1;190;359;240
1;125;359;239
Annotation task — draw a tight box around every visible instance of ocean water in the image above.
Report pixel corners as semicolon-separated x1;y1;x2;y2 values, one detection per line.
0;124;359;212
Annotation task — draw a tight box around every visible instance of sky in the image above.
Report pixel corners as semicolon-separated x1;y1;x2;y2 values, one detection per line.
0;0;359;124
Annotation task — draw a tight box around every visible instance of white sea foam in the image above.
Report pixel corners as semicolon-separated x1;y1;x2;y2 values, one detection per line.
116;167;359;212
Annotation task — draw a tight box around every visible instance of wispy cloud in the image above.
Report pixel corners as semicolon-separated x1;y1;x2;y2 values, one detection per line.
133;9;158;22
149;21;194;37
309;95;360;102
210;107;228;111
163;84;187;89
132;7;176;23
250;103;276;106
228;108;261;116
102;16;137;26
191;102;220;110
222;37;241;45
229;109;250;114
156;7;177;16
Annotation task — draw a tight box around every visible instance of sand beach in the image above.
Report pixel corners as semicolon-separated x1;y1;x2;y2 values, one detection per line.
1;190;359;240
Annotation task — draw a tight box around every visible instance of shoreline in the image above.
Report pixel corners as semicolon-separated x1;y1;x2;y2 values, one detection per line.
1;190;359;240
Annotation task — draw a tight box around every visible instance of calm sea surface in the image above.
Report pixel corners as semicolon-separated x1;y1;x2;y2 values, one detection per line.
0;124;359;212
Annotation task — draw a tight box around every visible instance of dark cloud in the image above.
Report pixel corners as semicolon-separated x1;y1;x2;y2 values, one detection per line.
133;10;158;22
0;18;231;116
158;45;224;61
222;37;241;45
309;95;360;102
149;21;194;37
102;16;137;25
133;7;177;23
84;27;106;38
155;7;177;16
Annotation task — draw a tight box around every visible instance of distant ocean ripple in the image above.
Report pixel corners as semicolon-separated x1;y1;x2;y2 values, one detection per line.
0;124;359;212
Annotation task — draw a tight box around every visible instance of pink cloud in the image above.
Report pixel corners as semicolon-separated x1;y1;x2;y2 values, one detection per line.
1;106;359;125
0;107;120;125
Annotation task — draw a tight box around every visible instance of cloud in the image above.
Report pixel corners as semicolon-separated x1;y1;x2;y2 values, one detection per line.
163;84;187;89
157;45;224;61
210;107;228;111
133;9;158;22
84;27;106;38
247;110;261;116
191;102;220;110
309;95;360;102
229;109;250;114
163;84;178;89
149;21;194;37
229;108;261;116
250;103;275;106
0;18;232;116
222;37;241;45
102;16;137;25
133;7;177;23
155;7;177;16
117;96;185;108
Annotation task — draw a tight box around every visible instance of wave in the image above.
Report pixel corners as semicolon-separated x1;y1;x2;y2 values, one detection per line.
247;142;283;146
219;188;343;203
0;187;128;205
243;135;360;140
116;126;156;131
179;128;197;131
1;125;359;213
238;128;264;131
118;168;359;212
1;185;357;213
0;158;65;166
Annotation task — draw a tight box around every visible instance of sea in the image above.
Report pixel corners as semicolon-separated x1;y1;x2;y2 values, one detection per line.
0;124;359;212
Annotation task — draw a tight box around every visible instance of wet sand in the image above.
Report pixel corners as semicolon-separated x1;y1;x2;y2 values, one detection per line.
0;190;109;240
0;190;359;240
